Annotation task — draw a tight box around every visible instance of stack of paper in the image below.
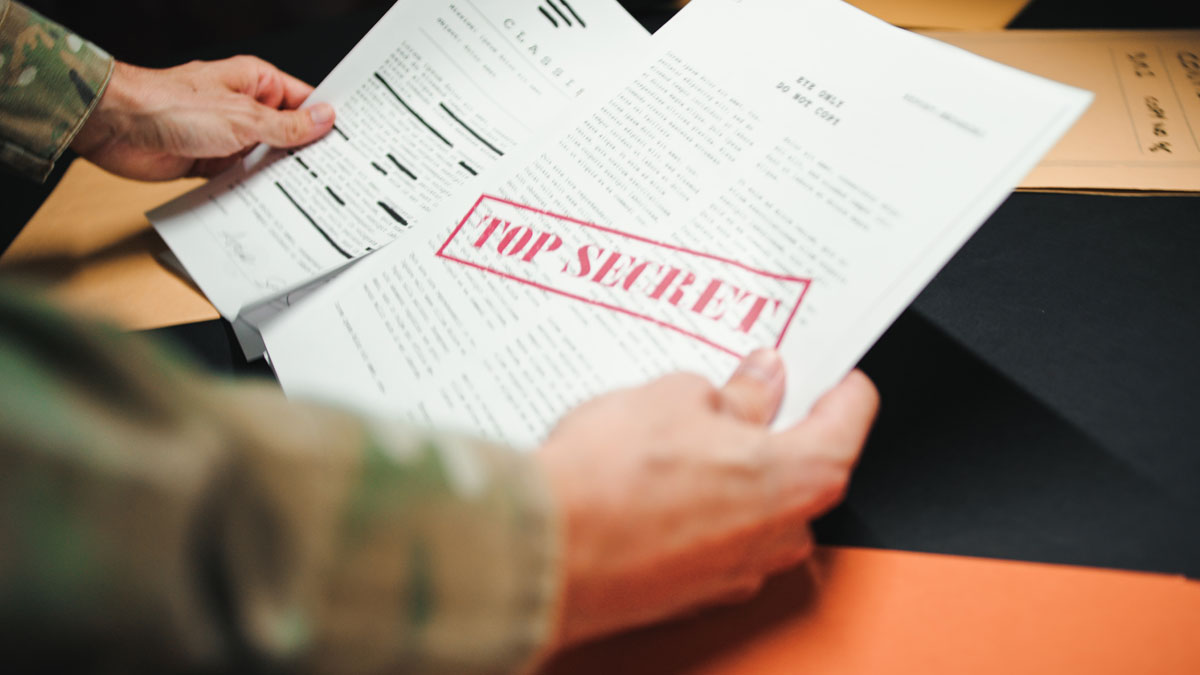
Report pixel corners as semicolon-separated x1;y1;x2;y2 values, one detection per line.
151;0;652;354
151;0;1091;447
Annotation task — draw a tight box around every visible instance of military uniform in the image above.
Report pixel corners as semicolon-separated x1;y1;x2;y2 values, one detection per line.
0;2;561;672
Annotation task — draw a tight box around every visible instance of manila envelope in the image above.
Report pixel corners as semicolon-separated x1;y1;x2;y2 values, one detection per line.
1;159;217;330
923;30;1200;194
847;0;1030;30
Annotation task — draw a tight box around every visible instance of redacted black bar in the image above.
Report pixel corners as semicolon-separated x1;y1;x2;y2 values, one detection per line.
547;0;572;26
378;201;409;225
373;72;453;146
559;0;585;27
387;153;418;180
275;181;352;259
439;103;504;156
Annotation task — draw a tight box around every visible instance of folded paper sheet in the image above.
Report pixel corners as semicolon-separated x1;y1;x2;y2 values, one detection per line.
261;0;1090;447
0;160;215;330
924;30;1200;193
543;546;1200;675
149;0;650;349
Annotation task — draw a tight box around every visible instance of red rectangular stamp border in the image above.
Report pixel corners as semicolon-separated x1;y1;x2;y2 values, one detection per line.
436;194;812;358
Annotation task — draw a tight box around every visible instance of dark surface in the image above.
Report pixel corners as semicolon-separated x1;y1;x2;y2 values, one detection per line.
913;193;1200;509
819;309;1200;578
152;320;276;380
5;0;1199;578
820;192;1200;578
1011;0;1200;29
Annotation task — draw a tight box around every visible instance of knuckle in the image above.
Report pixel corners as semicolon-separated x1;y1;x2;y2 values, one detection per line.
845;371;881;420
714;578;762;605
232;112;263;147
815;466;852;507
231;54;262;67
783;532;816;565
863;376;881;410
175;59;207;75
812;420;869;464
671;372;715;394
728;392;771;425
286;113;311;142
736;575;765;599
768;545;813;575
855;380;881;422
232;125;258;150
228;55;270;83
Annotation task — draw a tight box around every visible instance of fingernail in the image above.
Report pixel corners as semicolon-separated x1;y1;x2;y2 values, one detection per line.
308;103;334;125
736;348;783;385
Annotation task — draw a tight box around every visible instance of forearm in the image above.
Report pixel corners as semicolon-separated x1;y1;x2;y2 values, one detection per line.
0;284;560;673
0;0;112;181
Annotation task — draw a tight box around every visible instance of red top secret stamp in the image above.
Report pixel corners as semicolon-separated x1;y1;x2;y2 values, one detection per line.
437;195;811;358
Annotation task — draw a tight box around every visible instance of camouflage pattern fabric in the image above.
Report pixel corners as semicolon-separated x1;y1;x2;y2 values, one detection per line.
0;0;112;181
0;284;560;673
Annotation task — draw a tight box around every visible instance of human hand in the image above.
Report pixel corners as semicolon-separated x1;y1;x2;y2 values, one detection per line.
71;56;335;181
538;350;878;647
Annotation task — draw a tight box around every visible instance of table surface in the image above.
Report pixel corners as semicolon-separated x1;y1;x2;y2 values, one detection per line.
3;0;1199;672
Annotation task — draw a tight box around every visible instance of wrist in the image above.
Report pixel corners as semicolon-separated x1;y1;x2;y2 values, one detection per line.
535;441;616;650
70;61;137;156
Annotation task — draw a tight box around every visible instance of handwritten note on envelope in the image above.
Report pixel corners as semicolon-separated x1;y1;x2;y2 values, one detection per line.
923;30;1200;193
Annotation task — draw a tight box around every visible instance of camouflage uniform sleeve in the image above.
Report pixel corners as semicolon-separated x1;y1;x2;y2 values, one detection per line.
0;0;113;181
0;284;562;674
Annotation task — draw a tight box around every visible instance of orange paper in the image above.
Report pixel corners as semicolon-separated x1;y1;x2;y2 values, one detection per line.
544;546;1200;674
0;159;218;330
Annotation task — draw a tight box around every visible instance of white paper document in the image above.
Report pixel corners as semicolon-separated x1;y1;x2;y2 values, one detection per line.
149;0;649;332
262;0;1091;449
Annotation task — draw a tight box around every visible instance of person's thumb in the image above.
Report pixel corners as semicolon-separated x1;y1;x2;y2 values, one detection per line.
719;348;785;425
254;103;336;148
